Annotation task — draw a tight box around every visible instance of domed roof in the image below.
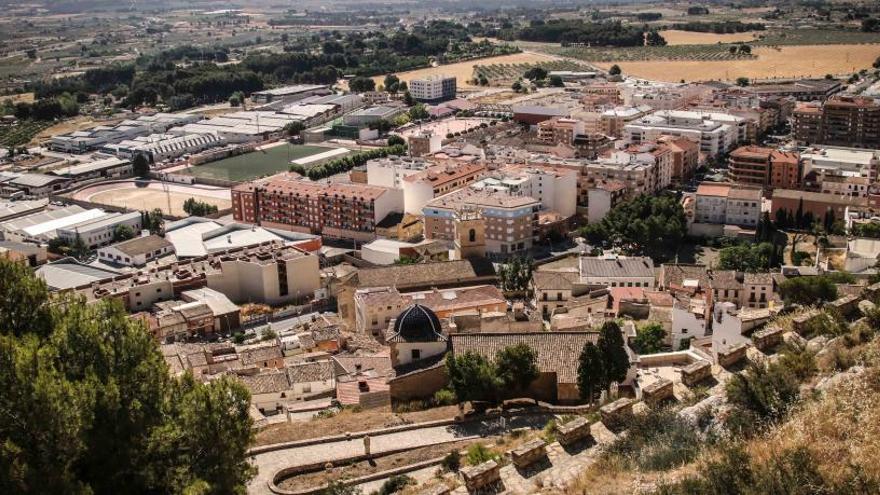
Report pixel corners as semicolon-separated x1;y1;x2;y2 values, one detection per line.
388;304;444;343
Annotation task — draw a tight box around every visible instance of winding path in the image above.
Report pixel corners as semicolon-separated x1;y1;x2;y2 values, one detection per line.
248;414;552;495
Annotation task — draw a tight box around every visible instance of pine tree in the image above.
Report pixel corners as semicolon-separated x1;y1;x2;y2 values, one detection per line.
577;341;605;403
597;321;629;389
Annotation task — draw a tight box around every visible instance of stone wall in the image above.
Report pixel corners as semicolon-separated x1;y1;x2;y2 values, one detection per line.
388;364;448;402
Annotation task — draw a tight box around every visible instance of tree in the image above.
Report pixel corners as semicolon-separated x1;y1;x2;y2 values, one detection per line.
608;64;622;76
577;342;605;403
548;75;564;87
284;121;305;137
0;258;52;338
511;80;523;92
0;259;255;494
779;276;838;306
632;322;666;355
736;76;750;87
597;321;629;388
387;134;405;147
132;153;150;178
403;90;415;106
495;343;539;394
498;257;532;292
112;224;135;243
183;198;219;217
523;67;547;80
445;352;499;406
142;208;164;234
383;74;401;93
408;104;429;121
645;30;667;46
579;194;687;261
348;76;376;93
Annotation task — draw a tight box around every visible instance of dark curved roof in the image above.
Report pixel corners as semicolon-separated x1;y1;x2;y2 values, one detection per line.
387;304;445;343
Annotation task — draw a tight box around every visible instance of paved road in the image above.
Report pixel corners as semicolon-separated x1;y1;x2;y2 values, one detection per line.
248;414;551;495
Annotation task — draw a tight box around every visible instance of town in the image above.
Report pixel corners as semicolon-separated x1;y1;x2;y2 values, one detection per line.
2;1;880;495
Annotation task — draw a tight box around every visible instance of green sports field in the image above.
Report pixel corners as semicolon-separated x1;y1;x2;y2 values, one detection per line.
180;144;344;182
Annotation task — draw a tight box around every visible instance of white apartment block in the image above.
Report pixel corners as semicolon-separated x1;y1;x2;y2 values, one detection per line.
801;145;880;184
693;183;762;228
471;165;578;218
625;110;743;156
409;75;457;103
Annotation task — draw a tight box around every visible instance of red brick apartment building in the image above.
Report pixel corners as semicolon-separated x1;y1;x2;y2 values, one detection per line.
728;146;800;189
232;173;402;241
793;96;880;149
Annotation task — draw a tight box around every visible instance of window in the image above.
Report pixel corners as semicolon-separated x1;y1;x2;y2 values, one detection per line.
411;349;421;360
557;292;563;301
468;228;476;242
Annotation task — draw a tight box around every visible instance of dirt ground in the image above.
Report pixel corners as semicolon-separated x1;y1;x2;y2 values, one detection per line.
661;30;759;46
595;44;880;82
0;92;34;104
32;116;103;144
372;52;561;88
253;405;461;447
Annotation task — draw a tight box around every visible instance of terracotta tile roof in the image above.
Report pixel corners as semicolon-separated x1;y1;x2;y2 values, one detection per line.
744;272;774;285
660;264;710;290
532;270;580;290
710;270;743;290
332;353;394;376
236;370;290;395
644;290;674;307
286;361;334;384
695;183;731;197
450;332;599;384
355;259;496;289
238;344;283;366
580;257;654;279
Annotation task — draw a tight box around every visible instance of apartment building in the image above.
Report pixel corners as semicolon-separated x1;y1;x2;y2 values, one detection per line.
801;146;880;195
600;105;653;138
471;164;578;218
77;241;320;310
409;75;457;103
728;146;801;188
691;183;762;233
582;142;673;196
657;135;700;184
400;161;486;214
423;189;541;256
792;96;880;148
231;173;403;242
624;110;744;156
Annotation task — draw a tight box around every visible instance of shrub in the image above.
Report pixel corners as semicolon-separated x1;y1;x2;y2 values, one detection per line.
433;388;456;406
604;407;702;471
441;450;461;472
466;443;498;466
377;475;413;495
726;359;801;425
542;418;558;443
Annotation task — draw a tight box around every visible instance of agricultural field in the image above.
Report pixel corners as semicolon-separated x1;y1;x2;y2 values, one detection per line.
473;60;595;85
594;44;880;82
180;143;349;183
555;43;756;63
754;29;880;46
372;52;561;88
661;29;760;45
0;120;54;147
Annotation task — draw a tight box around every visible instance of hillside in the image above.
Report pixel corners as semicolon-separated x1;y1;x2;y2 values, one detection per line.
555;304;880;495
